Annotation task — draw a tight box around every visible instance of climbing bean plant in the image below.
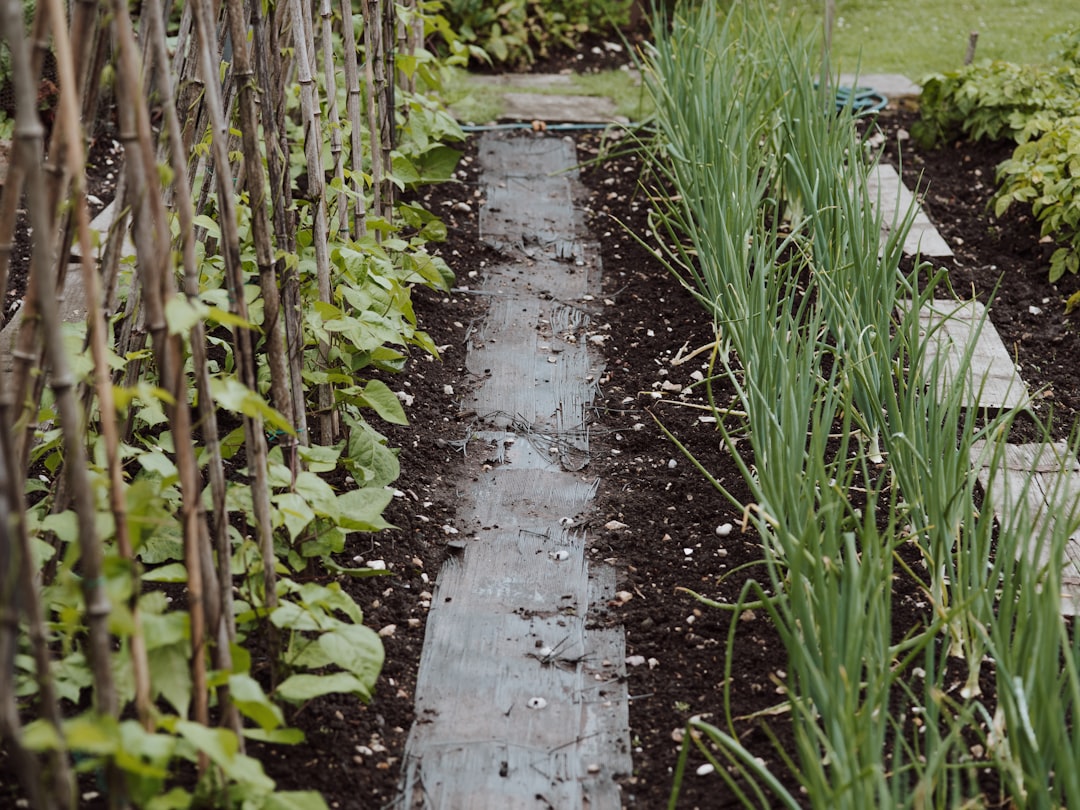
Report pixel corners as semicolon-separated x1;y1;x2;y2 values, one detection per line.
0;0;464;807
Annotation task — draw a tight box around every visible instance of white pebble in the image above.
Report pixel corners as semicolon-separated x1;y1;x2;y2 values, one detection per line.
527;697;548;710
696;764;715;776
715;522;733;537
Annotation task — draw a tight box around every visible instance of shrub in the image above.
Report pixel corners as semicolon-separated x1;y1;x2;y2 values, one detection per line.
913;57;1080;306
441;0;633;68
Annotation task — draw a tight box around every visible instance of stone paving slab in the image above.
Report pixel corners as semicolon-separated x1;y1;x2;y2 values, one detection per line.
468;74;577;89
970;441;1080;615
899;298;1029;410
837;72;920;101
868;163;954;257
498;92;624;124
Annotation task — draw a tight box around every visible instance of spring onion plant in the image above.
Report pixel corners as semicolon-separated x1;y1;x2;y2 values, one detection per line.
978;430;1080;808
637;2;1080;808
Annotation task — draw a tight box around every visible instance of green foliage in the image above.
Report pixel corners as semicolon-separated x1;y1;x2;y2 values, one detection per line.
11;2;465;805
644;2;1080;806
913;62;1080;148
442;0;633;68
271;580;384;704
994;116;1080;285
1051;23;1080;66
914;60;1080;301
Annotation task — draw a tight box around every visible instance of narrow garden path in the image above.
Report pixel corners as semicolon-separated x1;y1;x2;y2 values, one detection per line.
400;133;631;808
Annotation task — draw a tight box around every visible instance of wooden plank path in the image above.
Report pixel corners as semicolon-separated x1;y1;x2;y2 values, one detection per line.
400;134;630;808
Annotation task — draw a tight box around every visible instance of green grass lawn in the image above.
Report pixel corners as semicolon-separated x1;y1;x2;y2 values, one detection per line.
441;1;1079;124
820;0;1080;78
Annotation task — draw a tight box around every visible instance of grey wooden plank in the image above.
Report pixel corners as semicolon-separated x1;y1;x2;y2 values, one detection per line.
900;298;1029;409
868;163;954;257
970;441;1080;615
401;132;628;808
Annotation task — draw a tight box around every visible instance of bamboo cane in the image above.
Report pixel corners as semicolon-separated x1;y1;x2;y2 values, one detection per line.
223;0;293;430
339;0;368;240
143;0;244;742
189;0;279;616
288;0;337;445
362;0;384;224
251;0;310;451
319;0;348;235
0;0;49;320
7;0;118;751
6;0;99;479
0;410;73;810
378;0;395;218
39;0;156;733
110;0;212;747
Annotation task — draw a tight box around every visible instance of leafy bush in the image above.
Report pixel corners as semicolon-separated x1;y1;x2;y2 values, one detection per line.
912;61;1080;148
914;59;1080;307
994;116;1080;307
1052;23;1080;66
441;0;633;68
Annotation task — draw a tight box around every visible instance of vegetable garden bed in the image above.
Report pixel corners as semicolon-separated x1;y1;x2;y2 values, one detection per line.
4;2;1080;808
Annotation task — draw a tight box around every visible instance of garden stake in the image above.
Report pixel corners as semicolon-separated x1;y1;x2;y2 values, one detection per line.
43;0;156;732
225;0;294;432
189;0;278;620
145;0;241;740
339;0;370;239
319;0;349;236
289;0;337;445
363;0;386;225
5;5;125;804
112;0;214;758
251;0;311;447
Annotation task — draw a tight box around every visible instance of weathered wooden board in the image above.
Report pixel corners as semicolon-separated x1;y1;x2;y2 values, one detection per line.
899;298;1029;409
401;133;629;808
970;441;1080;615
868;163;954;257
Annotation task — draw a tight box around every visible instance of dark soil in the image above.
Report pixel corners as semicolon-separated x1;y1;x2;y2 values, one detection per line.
4;101;1079;808
252;105;1080;808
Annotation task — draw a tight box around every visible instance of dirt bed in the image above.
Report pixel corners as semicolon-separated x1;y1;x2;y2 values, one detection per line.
3;105;1079;808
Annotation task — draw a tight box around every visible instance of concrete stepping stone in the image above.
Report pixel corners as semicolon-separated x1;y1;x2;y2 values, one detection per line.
837;73;920;102
400;134;630;808
970;441;1080;615
498;92;624;124
468;74;578;89
898;298;1029;410
868;163;953;257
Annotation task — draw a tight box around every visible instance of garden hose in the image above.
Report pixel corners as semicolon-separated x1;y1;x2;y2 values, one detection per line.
834;85;889;114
